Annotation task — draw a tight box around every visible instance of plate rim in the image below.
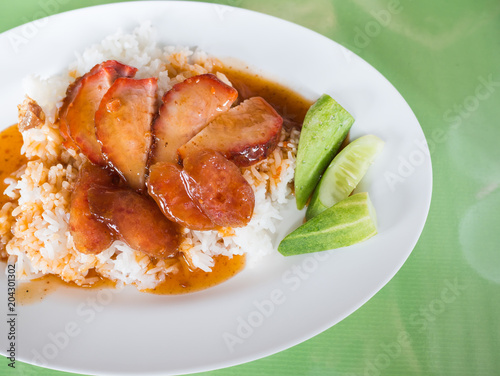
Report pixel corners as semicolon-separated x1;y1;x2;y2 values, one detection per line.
0;1;433;375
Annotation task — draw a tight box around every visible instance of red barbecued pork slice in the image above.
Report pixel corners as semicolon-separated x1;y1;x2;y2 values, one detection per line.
60;60;137;163
95;77;157;191
149;74;238;165
178;97;283;167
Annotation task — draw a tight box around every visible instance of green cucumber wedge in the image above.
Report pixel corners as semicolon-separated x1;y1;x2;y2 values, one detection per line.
306;135;384;220
295;94;354;210
278;192;377;256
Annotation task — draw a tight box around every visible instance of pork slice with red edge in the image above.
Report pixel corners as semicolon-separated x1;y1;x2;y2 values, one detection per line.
148;162;216;231
87;187;181;260
59;60;138;162
69;163;117;254
183;148;255;227
95;77;158;191
149;73;238;165
178;96;283;167
59;76;85;151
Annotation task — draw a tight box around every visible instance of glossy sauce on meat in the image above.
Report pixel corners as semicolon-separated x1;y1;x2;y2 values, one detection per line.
178;96;283;166
87;186;181;259
148;162;216;230
61;61;138;165
183;149;255;227
69;163;116;254
150;74;238;165
0;65;312;295
95;77;158;191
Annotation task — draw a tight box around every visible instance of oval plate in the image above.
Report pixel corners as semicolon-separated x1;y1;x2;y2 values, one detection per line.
0;2;432;375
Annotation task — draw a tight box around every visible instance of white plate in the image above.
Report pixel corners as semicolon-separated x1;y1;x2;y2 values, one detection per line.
0;2;432;375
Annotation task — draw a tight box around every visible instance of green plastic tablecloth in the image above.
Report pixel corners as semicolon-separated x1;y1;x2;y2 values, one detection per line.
1;0;499;375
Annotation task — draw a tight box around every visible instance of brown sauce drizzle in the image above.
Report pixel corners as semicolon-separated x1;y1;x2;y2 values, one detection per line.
217;66;313;128
1;66;312;301
0;124;25;260
13;254;244;304
16;272;116;305
0;124;26;209
146;254;245;294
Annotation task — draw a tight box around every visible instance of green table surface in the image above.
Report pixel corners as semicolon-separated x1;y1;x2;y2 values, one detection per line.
1;0;499;375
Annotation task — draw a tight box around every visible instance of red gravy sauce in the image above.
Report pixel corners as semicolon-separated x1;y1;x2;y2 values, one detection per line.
1;66;312;303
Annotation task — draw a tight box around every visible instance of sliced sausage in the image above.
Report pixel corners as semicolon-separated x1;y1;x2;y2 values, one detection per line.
87;187;180;259
95;77;157;191
69;163;116;254
149;74;238;165
148;162;216;231
178;97;283;167
183;149;255;227
60;61;137;161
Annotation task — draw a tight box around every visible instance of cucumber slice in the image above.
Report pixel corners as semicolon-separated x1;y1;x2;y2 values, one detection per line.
294;94;354;210
278;192;377;256
306;135;384;220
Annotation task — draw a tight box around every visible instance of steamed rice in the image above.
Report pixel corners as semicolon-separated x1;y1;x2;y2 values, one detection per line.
0;23;299;290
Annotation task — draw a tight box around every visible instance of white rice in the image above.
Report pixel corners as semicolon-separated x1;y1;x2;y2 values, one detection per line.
0;23;299;290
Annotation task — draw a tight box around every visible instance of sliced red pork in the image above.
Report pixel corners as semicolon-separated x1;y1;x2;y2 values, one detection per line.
149;73;238;165
178;96;283;167
95;77;158;191
59;60;137;164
